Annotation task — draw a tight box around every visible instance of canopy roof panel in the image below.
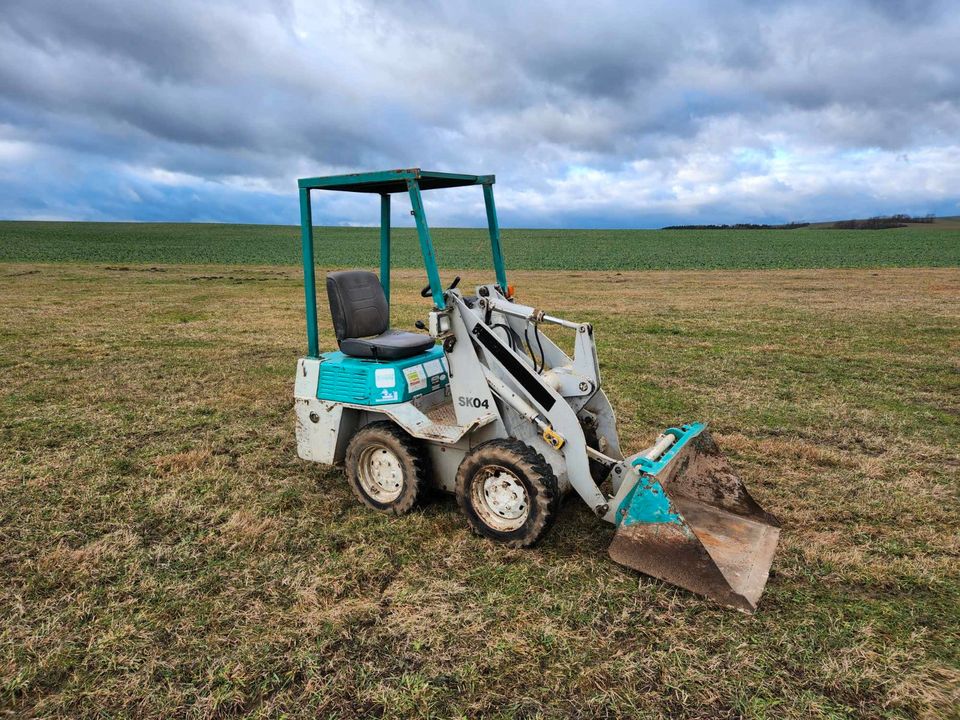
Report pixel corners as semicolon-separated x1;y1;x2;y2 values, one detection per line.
298;168;495;194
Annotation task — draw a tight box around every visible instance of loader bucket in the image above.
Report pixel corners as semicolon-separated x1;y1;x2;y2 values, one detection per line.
608;424;780;612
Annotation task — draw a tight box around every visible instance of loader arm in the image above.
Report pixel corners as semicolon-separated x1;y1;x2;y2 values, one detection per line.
479;291;601;404
471;286;623;457
446;293;609;514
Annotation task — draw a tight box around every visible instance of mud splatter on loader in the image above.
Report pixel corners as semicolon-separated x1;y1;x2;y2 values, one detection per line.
293;169;780;611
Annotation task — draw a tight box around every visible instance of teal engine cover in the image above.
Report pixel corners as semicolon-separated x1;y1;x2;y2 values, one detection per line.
316;346;449;405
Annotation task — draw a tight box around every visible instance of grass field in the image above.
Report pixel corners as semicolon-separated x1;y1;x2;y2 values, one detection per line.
2;221;959;269
2;261;958;718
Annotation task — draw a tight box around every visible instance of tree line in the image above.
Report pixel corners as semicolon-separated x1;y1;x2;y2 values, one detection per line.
663;222;810;230
832;214;936;230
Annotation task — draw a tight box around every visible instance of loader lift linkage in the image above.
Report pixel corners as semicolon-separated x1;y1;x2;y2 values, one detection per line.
293;168;780;612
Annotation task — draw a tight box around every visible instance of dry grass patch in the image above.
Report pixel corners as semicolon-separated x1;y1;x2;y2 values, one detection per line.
153;448;213;476
0;263;957;718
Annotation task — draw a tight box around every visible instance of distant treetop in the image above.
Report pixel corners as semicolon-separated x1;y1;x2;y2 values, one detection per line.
662;222;810;230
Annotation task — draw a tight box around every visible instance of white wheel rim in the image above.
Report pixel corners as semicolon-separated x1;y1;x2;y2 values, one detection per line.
357;444;404;502
471;464;529;531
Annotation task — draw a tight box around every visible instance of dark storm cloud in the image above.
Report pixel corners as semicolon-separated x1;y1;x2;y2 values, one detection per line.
0;0;957;225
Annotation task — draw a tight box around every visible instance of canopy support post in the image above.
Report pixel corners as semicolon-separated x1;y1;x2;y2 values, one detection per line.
406;179;446;309
483;182;508;292
299;187;319;358
380;193;391;309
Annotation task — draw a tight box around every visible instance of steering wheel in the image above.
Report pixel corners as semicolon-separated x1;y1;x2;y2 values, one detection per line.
420;275;461;298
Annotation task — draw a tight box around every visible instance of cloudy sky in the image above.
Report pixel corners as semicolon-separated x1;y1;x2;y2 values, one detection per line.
1;0;958;228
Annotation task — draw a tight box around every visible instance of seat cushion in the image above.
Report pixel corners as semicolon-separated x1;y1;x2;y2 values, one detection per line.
326;270;388;342
340;330;437;360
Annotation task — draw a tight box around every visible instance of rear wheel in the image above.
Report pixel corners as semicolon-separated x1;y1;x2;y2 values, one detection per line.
345;421;430;513
455;439;558;548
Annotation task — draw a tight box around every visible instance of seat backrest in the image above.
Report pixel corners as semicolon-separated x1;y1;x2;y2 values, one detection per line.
326;270;389;342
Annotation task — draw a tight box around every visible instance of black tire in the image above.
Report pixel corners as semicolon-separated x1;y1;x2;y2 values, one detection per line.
455;439;559;548
344;421;430;514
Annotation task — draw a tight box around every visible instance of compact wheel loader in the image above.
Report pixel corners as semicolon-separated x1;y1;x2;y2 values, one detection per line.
294;169;780;612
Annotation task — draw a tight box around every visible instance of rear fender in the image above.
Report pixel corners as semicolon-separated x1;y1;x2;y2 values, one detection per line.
294;357;358;464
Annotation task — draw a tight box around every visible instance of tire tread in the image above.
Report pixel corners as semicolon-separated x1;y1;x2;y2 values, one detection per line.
455;438;559;548
345;421;430;514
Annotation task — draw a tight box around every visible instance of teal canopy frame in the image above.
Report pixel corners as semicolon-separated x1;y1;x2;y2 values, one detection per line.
297;168;507;358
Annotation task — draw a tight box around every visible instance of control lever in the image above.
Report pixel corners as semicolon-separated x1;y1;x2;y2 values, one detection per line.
420;275;462;298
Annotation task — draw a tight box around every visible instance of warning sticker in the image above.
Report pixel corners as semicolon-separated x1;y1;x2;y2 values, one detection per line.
423;359;443;377
375;368;396;388
403;364;428;392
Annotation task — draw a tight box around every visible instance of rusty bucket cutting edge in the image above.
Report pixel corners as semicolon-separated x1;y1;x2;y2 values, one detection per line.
608;427;781;613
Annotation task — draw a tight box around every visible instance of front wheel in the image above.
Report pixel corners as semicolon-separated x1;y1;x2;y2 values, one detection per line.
455;439;559;548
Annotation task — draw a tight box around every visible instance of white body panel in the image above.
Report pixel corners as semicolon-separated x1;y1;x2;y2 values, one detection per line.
294;357;488;487
295;396;345;463
295;358;352;463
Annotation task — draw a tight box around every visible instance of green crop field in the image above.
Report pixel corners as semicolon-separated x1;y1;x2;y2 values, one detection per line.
1;259;958;718
2;220;959;269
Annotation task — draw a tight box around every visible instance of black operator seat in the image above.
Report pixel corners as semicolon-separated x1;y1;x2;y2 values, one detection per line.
326;270;436;361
